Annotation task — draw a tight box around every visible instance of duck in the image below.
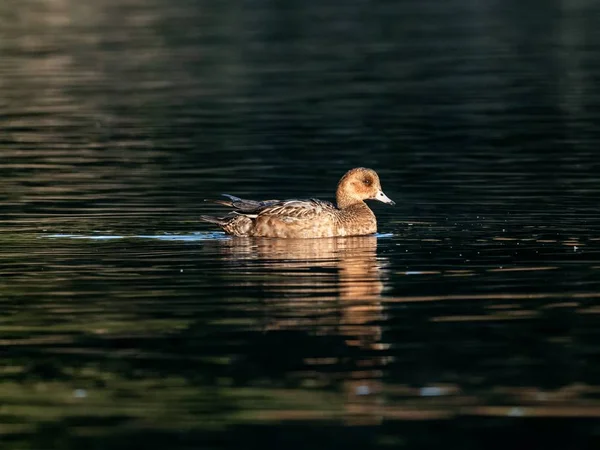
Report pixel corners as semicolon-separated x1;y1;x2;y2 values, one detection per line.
200;167;394;238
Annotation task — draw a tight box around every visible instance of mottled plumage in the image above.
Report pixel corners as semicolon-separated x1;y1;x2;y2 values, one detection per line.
200;168;394;238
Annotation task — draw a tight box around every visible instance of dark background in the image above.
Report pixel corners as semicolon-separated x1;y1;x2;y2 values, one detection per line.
2;0;600;449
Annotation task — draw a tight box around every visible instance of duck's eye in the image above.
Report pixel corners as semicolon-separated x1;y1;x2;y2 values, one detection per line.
363;178;372;186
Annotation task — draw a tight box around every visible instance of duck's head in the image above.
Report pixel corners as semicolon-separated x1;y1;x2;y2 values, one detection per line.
336;167;395;209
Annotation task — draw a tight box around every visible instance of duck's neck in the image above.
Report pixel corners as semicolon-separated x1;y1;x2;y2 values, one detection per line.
336;192;366;210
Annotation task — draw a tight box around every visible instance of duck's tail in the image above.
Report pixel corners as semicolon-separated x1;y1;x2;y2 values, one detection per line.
202;194;268;236
199;215;230;227
199;213;253;236
201;195;242;227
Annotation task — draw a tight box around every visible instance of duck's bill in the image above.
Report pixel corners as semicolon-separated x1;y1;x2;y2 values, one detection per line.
375;190;395;205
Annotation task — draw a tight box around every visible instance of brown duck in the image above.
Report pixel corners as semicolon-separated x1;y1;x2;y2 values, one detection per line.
200;167;394;238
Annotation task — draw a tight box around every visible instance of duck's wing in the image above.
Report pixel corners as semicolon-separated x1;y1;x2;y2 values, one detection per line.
258;198;338;219
207;195;337;220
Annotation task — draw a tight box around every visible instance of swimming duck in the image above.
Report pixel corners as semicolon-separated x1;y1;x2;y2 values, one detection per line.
200;167;394;238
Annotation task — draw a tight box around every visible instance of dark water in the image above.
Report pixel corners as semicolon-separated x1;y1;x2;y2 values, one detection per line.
2;0;600;448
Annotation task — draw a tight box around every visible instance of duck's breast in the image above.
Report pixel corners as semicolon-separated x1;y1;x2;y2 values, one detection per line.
335;205;377;236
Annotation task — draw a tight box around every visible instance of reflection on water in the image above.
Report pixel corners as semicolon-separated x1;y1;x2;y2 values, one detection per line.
214;236;388;424
2;0;600;448
221;236;386;351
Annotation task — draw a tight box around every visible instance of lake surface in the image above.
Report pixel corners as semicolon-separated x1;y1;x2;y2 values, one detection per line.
2;0;600;448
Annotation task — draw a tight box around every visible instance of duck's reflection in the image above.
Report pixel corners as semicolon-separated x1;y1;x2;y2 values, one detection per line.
214;235;390;423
